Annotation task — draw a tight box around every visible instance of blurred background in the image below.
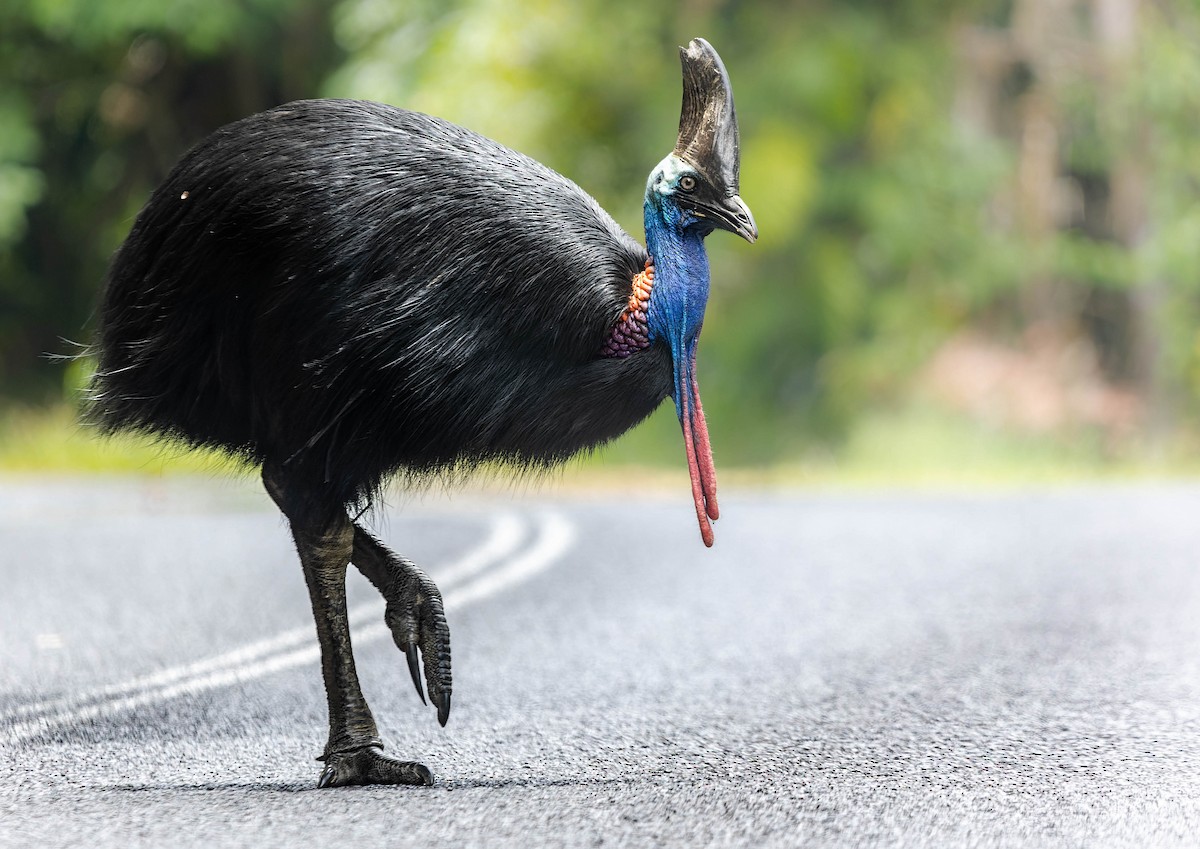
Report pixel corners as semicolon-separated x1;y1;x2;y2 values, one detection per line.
3;0;1200;483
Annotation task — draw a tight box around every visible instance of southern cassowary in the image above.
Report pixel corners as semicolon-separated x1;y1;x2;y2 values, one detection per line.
87;38;756;787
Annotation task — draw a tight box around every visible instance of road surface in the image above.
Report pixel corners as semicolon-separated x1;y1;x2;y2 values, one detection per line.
1;478;1198;847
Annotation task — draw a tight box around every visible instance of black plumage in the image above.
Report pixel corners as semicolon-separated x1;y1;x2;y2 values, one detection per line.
87;38;754;787
90;99;670;508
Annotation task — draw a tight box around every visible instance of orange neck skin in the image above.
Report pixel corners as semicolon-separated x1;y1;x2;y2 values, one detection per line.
598;262;655;358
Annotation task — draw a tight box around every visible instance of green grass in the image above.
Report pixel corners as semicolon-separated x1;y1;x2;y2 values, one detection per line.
575;403;1200;488
3;402;1199;488
0;405;246;476
812;405;1200;487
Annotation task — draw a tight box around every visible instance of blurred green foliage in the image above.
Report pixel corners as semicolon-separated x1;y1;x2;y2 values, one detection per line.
0;0;340;398
3;0;1200;471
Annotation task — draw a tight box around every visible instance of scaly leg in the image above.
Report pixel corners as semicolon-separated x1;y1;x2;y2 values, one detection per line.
263;464;433;788
351;526;452;726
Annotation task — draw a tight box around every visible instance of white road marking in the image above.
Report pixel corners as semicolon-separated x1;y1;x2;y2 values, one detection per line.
3;512;522;725
351;510;576;641
428;512;525;592
4;512;524;725
435;511;575;611
2;511;573;745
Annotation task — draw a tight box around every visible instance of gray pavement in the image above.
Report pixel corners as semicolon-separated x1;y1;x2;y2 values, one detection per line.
1;478;1198;847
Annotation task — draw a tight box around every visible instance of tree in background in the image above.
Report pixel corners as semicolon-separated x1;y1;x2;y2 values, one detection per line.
0;0;340;399
324;0;1019;462
5;0;1200;467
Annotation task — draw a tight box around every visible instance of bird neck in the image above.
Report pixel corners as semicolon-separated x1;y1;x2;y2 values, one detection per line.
642;196;711;353
597;196;712;362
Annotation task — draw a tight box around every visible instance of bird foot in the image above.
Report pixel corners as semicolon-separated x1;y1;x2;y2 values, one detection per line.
317;745;434;788
383;570;452;726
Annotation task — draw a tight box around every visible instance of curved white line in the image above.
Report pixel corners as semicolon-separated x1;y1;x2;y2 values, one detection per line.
3;511;573;745
2;511;523;726
445;511;575;610
352;511;576;641
432;512;525;592
347;511;524;629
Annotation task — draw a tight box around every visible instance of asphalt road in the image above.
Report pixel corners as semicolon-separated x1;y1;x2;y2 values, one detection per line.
1;478;1198;848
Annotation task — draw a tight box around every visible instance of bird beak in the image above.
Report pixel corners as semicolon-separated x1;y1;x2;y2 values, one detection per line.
688;193;758;244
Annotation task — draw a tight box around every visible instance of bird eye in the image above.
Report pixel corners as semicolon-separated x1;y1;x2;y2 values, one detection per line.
678;175;697;192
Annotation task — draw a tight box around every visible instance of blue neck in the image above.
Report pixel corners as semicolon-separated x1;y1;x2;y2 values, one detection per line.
643;194;711;353
643;192;712;419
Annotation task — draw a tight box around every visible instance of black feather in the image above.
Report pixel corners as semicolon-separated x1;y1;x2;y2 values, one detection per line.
88;99;671;508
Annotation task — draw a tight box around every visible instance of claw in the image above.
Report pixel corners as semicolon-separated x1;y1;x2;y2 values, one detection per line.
405;643;427;705
316;746;435;788
317;764;337;789
412;763;435;786
434;691;451;727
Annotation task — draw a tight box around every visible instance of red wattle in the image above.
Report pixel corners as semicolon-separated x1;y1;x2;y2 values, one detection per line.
680;348;718;547
689;355;719;522
681;400;714;547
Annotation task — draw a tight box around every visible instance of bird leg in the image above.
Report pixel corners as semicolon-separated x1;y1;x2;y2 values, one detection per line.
351;526;452;726
262;464;433;788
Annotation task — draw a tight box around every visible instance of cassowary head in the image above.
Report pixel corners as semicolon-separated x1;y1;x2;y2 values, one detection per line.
652;38;757;245
643;37;757;547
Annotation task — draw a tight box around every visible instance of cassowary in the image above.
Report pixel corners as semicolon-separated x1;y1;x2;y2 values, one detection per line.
87;38;756;787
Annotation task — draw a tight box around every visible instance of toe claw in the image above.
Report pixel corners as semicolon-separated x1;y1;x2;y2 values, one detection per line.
316;746;435;788
317;764;337;789
414;763;434;786
406;643;427;705
381;568;450;726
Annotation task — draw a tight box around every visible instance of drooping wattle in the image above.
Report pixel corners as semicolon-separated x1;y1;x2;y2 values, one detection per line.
678;340;719;546
600;258;718;545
